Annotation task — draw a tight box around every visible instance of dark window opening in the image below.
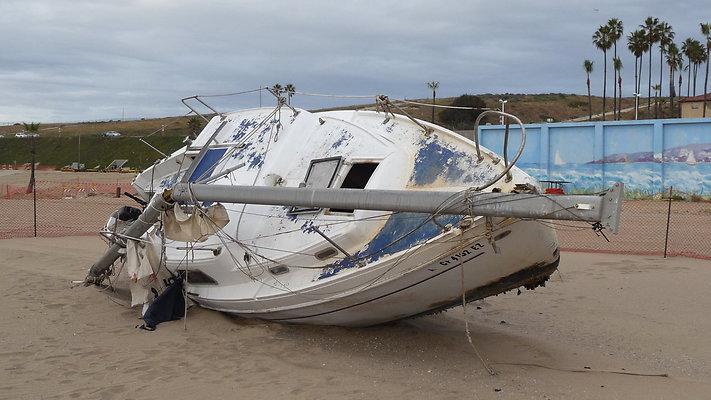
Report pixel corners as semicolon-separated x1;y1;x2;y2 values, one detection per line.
176;269;218;285
330;162;379;213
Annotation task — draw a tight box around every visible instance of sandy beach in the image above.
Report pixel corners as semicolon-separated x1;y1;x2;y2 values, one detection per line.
2;234;710;399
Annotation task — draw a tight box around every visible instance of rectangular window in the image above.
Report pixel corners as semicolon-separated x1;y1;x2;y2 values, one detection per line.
289;157;342;214
329;162;379;213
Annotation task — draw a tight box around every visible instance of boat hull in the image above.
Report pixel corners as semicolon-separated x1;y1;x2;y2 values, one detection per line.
121;106;567;327
186;219;559;327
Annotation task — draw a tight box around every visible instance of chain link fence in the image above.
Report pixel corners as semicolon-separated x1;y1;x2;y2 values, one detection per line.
0;180;137;238
557;188;711;260
2;181;710;260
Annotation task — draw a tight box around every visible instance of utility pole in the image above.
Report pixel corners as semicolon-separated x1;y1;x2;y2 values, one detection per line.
633;93;640;120
499;99;508;124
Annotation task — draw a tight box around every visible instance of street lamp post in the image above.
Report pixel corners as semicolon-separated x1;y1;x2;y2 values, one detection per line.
633;92;641;120
499;99;508;124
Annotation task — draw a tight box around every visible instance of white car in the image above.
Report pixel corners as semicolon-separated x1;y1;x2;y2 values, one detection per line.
103;131;121;137
14;132;39;138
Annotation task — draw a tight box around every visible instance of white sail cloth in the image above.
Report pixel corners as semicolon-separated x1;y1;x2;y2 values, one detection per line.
163;203;229;242
125;230;164;308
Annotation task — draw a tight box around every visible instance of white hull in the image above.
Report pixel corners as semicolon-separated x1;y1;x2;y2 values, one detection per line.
111;101;582;327
186;219;558;326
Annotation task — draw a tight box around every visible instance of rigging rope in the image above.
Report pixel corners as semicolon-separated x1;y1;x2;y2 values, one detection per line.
460;244;497;376
145;87;611;311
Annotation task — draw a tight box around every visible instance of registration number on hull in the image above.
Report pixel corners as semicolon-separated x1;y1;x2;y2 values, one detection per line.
437;242;485;266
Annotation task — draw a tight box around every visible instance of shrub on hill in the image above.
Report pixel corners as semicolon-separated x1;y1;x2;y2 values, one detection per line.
438;94;487;130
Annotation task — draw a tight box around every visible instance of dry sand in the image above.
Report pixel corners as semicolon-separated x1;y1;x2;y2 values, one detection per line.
2;236;710;400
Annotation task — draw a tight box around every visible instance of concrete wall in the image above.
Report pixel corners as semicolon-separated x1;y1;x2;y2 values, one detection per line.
477;118;711;198
681;101;711;118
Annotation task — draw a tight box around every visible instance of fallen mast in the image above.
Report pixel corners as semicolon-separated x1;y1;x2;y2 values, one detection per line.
85;182;622;284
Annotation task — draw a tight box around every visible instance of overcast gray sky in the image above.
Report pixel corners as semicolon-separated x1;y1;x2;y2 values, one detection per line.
1;0;708;124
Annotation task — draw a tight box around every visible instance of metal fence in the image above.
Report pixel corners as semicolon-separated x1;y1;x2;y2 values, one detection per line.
557;188;711;260
0;180;137;238
1;183;710;260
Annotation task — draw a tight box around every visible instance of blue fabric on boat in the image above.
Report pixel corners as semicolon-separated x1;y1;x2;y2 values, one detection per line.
141;277;185;330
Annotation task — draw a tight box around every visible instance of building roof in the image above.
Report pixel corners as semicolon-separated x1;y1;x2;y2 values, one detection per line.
679;93;711;103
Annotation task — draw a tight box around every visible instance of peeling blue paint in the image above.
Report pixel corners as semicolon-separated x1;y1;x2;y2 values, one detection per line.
282;206;299;222
159;172;180;189
227;118;280;169
410;137;492;186
300;220;316;232
318;212;461;279
247;153;263;169
331;129;352;150
410;138;465;185
231;118;260;142
230;142;254;160
384;122;396;134
263;119;278;135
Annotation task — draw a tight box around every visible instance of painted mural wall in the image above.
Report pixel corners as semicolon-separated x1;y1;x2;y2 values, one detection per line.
478;118;711;198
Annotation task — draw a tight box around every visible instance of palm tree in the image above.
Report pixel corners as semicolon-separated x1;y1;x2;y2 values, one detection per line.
641;17;660;110
652;84;662;118
23;122;40;133
187;116;202;138
285;83;296;105
701;23;711;117
657;22;675;108
583;60;594;121
628;29;647;118
665;42;681;116
593;25;613;120
22;122;40;195
271;84;283;95
678;58;684;101
691;39;707;96
613;57;623;119
426;81;439;123
607;19;624;120
681;38;697;96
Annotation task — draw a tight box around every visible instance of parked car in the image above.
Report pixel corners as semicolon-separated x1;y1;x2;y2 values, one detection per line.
14;132;39;138
102;130;121;137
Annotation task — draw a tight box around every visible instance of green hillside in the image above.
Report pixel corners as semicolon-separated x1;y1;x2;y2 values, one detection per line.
0;93;647;170
0;134;185;170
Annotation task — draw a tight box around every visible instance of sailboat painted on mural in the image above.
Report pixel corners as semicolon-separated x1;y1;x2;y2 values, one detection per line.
686;151;697;166
554;149;565;166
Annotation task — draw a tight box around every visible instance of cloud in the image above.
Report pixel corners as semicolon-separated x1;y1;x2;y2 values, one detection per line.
1;0;708;123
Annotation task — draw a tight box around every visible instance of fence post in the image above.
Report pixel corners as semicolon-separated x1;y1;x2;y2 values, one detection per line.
663;186;673;258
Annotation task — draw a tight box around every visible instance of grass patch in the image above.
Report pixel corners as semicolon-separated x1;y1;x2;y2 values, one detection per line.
0;135;184;170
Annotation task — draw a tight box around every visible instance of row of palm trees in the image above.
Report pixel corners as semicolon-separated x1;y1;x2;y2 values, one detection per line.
587;18;711;121
270;83;297;104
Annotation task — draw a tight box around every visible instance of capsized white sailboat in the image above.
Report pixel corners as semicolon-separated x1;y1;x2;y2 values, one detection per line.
86;90;622;327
